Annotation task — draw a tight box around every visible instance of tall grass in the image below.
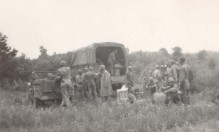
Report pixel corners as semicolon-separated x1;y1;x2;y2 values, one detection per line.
0;90;219;132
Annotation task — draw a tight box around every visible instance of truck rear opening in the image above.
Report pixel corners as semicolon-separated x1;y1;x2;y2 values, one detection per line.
96;46;126;76
96;46;127;90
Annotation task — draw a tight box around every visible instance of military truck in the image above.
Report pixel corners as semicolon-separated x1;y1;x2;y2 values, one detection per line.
30;71;62;108
71;42;128;90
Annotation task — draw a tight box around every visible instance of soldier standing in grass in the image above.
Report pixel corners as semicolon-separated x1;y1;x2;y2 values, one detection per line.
95;71;102;98
83;67;97;100
146;77;156;96
125;66;135;92
81;68;88;99
178;57;191;105
152;65;163;92
56;61;73;107
99;65;113;102
75;69;84;100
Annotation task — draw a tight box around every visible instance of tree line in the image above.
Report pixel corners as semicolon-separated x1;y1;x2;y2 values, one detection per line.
0;32;218;90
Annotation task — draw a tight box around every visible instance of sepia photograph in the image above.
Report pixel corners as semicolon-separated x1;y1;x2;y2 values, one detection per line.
0;0;219;132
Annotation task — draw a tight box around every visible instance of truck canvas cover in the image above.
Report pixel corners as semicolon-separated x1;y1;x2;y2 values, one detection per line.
71;42;127;66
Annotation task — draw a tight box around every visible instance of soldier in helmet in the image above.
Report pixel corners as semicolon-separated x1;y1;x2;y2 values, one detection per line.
56;61;73;107
83;66;97;100
125;66;135;92
152;65;163;91
146;77;156;96
75;69;84;101
81;67;89;99
178;57;192;105
99;65;113;101
107;49;118;75
161;78;180;105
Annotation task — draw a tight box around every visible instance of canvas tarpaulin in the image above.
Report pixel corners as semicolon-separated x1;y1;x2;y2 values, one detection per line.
72;45;96;66
71;42;127;67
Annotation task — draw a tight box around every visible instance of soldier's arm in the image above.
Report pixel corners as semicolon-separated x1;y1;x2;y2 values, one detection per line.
164;84;179;93
145;82;150;88
112;53;118;63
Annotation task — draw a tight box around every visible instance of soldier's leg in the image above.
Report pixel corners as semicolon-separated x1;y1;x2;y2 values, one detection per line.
96;84;100;98
60;83;71;107
83;83;88;100
180;84;190;105
92;82;97;100
87;83;93;100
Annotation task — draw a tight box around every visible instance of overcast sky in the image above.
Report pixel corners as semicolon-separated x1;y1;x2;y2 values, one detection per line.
0;0;219;58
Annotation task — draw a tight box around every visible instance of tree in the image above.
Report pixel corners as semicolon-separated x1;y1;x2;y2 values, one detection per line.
208;58;216;70
197;50;207;61
39;46;48;59
172;46;182;61
159;48;169;56
15;53;33;81
0;32;18;81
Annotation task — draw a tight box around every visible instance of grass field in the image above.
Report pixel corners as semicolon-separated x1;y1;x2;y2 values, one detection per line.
0;89;219;132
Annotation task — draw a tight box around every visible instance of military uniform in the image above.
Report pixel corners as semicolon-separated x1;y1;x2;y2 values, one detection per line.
57;66;73;107
179;64;191;105
125;71;135;91
107;51;117;75
84;71;97;100
100;70;113;100
152;68;163;91
95;72;102;97
163;82;180;105
75;74;84;100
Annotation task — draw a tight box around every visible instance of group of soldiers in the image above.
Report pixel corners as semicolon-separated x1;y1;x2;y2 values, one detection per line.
142;57;193;105
74;65;113;102
56;56;193;107
30;55;193;107
55;61;113;107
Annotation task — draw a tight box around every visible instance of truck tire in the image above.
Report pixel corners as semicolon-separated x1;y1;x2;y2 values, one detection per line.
34;98;41;108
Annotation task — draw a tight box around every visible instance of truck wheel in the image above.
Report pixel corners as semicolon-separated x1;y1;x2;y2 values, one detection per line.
33;98;41;108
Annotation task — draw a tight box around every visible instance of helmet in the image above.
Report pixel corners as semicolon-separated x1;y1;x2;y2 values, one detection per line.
128;66;132;70
60;61;67;66
88;67;94;71
78;69;82;74
168;78;174;83
99;65;105;71
84;67;88;72
149;77;153;81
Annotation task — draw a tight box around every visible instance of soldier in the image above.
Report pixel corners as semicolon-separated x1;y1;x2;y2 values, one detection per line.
82;67;89;99
56;61;73;107
146;77;156;96
125;66;135;92
160;65;168;86
83;67;97;100
107;49;118;75
75;69;84;100
95;71;102;98
152;65;163;92
142;69;151;89
166;60;179;83
99;65;113;101
178;57;191;105
162;78;180;105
